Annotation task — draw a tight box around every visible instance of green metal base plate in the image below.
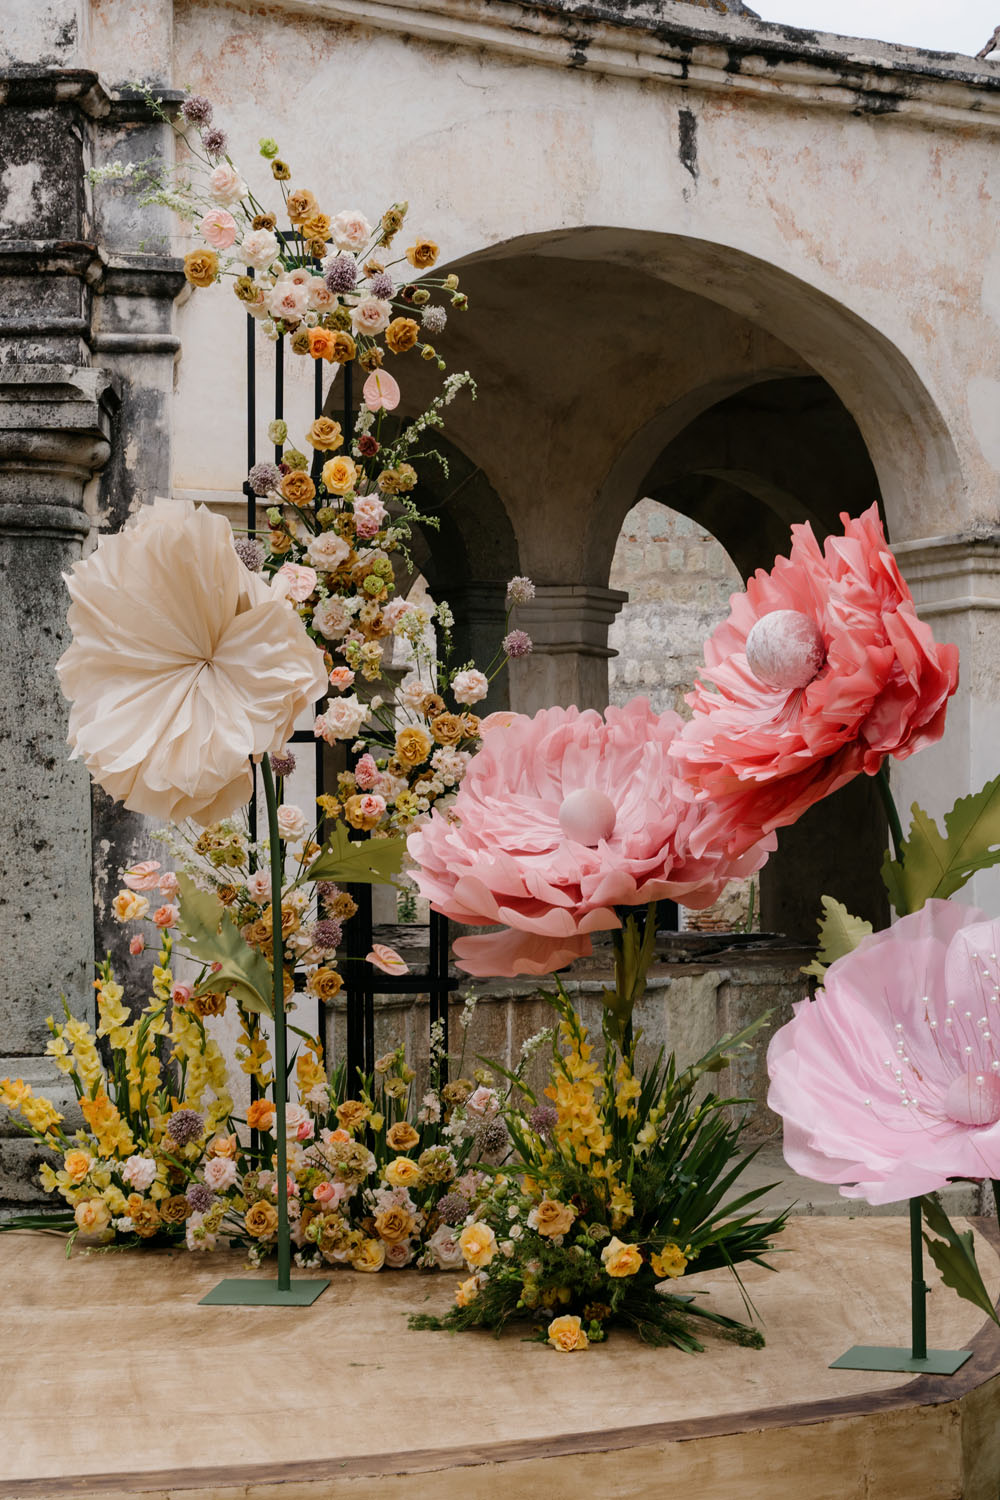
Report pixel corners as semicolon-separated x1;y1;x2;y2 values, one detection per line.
830;1344;972;1375
199;1277;330;1307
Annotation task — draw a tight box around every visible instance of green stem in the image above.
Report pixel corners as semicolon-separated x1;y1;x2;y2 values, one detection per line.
910;1196;928;1360
260;756;291;1292
876;762;905;867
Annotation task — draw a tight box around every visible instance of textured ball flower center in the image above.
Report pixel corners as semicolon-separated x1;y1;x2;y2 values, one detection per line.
943;1068;1000;1127
558;788;617;846
745;609;826;692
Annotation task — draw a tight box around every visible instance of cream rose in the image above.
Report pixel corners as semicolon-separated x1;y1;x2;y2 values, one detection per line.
276;804;309;842
313;596;354;639
306;531;351;571
350;297;392;336
241;228;280;269
329;210;372;252
208;162;247;205
315;695;368;742
451;669;489;705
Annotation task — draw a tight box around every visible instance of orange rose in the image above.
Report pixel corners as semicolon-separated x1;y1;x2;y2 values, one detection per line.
308;327;338;362
286;188;318;224
385;317;419;355
281;470;316;506
395;726;432;767
405;237;439;270
300;212;331;242
385;1122;420;1152
246;1099;276;1132
183;249;218;287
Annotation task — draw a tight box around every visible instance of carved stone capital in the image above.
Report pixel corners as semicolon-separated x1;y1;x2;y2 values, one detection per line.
0;365;118;537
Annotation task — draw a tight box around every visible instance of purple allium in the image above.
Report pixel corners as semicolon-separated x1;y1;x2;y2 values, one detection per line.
248;462;281;496
234;537;265;572
310;918;343;953
186;1182;215;1213
502;630;533;659
368;271;394;299
529;1104;558;1138
421;304;447;335
167;1109;205;1147
475;1118;509;1156
181;95;214;127
506;576;536;605
202;127;228;158
436;1192;471;1226
270;749;296;777
324;254;357;293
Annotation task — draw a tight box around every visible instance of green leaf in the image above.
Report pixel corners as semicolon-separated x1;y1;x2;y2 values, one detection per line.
175;874;274;1016
921;1192;999;1325
305;821;406;886
882;776;1000;916
801;896;874;979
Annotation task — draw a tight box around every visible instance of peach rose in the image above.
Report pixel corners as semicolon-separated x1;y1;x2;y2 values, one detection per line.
307;417;343;451
286;188;318;224
350;297;391;337
321;457;358;496
386;1122;420;1153
281;470;317;506
206;1133;239;1159
208;163;247;205
601;1237;643;1277
152;903;178;928
74;1197;111;1235
350;1236;386;1273
330;210;372;252
112;889;149;922
63;1149;92;1185
300;212;332;242
308;327;339;363
375;1206;416;1244
459;1221;497;1269
246;1099;276;1132
307;967;344;1001
405;237;439;269
384;1156;423;1190
530;1199;577;1239
547;1314;588;1352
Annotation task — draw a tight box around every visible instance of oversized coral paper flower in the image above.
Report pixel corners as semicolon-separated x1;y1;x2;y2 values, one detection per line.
57;500;327;823
673;505;958;854
407;700;773;977
768;900;1000;1204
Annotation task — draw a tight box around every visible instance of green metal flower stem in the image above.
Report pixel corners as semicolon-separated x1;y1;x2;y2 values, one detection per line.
261;755;291;1292
876;763;928;1360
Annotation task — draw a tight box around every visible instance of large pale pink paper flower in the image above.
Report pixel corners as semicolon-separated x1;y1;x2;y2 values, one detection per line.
407;700;774;977
673;505;959;855
768;900;1000;1204
57;500;327;824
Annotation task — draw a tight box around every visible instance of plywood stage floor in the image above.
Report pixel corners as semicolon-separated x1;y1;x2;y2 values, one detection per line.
1;1218;999;1500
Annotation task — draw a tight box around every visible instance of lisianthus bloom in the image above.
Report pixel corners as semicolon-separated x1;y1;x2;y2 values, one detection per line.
673;505;959;854
57;501;327;824
768;900;1000;1204
408;701;772;977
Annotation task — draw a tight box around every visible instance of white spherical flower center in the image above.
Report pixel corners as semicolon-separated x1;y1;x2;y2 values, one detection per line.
745;609;826;692
558;788;617;847
943;1068;1000;1127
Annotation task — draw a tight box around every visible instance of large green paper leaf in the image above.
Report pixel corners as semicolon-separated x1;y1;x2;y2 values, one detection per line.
305;821;406;886
176;874;274;1015
801;896;873;979
882;776;1000;915
921;1192;999;1326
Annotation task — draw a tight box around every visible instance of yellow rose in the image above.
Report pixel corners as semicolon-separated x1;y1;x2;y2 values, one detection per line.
374;1206;416;1244
601;1236;643;1277
129;1199;161;1238
183;249;219;288
350;1236;386;1273
547;1314;588;1352
384;1156;423;1190
112;889;149;922
63;1149;92;1185
459;1221;497;1269
207;1134;239;1160
455;1275;480;1308
306;417;343;451
531;1199;577;1238
322;456;358;496
385;1122;420;1153
650;1245;688;1280
285;188;318;224
385;316;419;355
405;237;439;270
336;1099;371;1132
300;212;331;242
307;966;344;1002
245;1200;279;1239
395;726;432;768
73;1197;111;1235
281;470;317;506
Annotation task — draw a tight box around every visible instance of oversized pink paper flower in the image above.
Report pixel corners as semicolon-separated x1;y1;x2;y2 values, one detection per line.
768;900;1000;1204
672;506;959;855
407;700;774;978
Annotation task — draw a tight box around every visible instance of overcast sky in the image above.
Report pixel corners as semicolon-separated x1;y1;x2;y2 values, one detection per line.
751;1;998;57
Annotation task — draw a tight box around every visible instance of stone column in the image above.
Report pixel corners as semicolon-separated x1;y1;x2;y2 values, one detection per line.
0;366;116;1202
508;584;628;712
443;580;512;711
893;531;1000;913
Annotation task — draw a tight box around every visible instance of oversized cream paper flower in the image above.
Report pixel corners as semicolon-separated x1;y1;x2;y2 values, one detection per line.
57;499;328;824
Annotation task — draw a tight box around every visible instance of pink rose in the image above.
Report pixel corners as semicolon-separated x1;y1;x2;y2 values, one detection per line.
275;562;318;603
350;297;391;336
158;871;180;898
123;860;161;891
203;1157;237;1191
383;1240;414;1268
353;496;387;540
129;936;144;956
276;805;309;842
153;904;179;928
329;210;372;252
314;1179;348;1207
198;208;237;249
428;1223;465;1270
329;666;355;691
355;754;379;790
362;368;400;412
172;983;193;1006
306;532;350;571
208;162;247;205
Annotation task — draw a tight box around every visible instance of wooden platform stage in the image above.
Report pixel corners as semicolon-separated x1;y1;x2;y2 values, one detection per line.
1;1217;999;1500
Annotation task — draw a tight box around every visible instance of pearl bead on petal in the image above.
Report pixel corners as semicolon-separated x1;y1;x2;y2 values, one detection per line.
558;788;617;847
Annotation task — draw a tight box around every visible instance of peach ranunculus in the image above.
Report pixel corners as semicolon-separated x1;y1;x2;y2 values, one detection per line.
601;1237;643;1277
57;501;327;825
547;1314;589;1352
407;700;774;978
459;1221;497;1269
112;889;149;922
246;1099;276;1132
528;1198;577;1238
672;505;960;856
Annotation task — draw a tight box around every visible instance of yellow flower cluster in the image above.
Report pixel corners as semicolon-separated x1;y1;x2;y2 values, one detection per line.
0;1077;62;1134
80;1091;135;1158
544;1019;612;1167
46;1015;102;1096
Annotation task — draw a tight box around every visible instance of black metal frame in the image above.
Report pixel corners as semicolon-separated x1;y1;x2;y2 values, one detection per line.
242;272;457;1088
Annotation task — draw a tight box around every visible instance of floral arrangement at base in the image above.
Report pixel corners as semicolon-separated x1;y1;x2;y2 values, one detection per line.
411;990;786;1351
